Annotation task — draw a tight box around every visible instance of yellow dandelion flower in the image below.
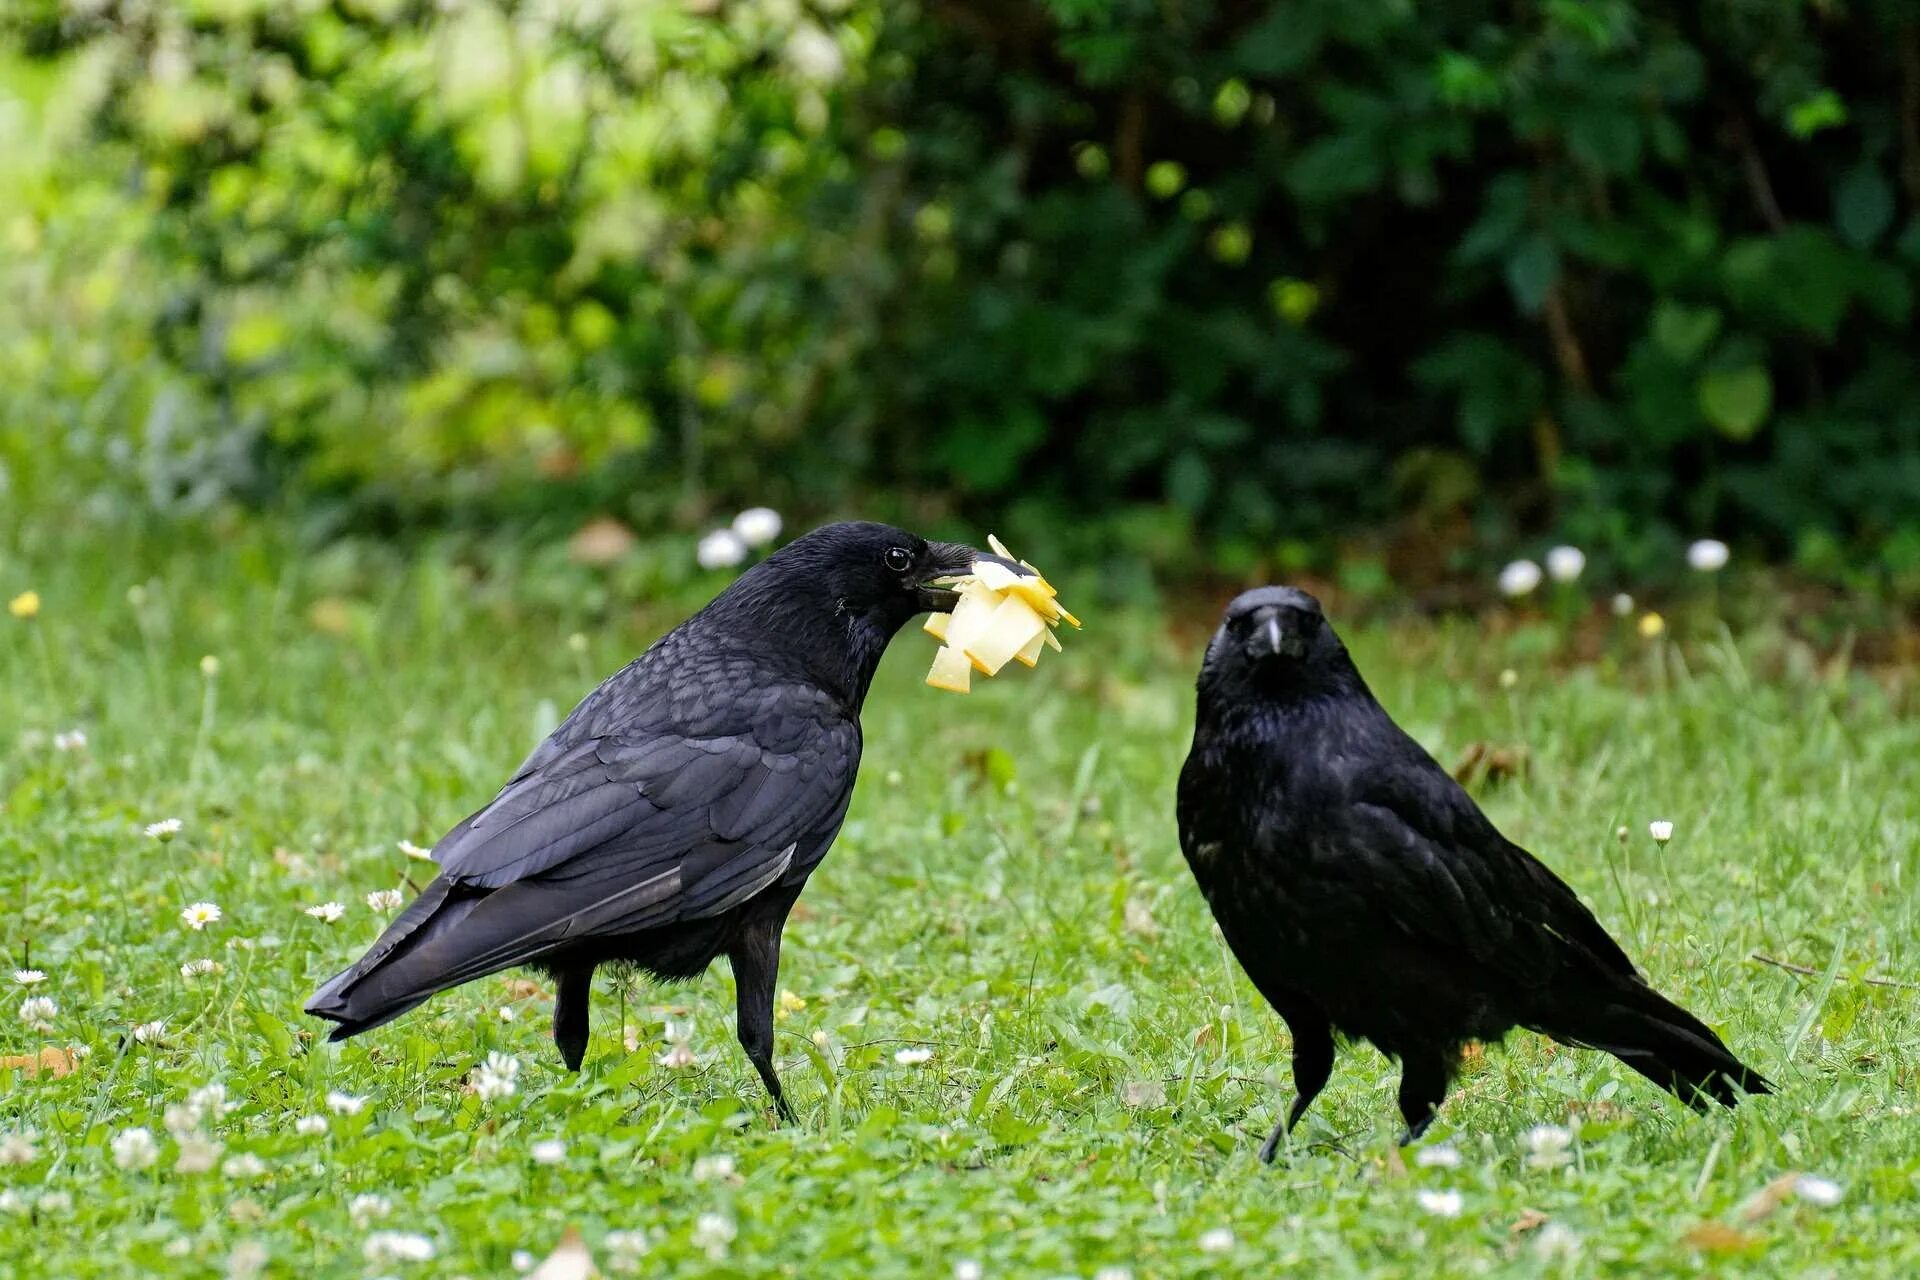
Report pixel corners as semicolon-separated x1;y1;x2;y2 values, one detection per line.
1638;612;1666;639
8;591;39;619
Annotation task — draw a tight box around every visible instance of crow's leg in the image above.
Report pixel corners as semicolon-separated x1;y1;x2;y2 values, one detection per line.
1395;1049;1452;1146
552;966;595;1072
728;894;800;1125
1260;1012;1335;1164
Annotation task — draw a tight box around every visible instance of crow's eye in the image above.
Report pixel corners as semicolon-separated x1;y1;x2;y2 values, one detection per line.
883;546;914;573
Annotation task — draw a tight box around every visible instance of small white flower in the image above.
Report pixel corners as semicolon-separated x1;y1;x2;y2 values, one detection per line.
221;1153;267;1179
362;1231;434;1264
530;1138;566;1165
692;1154;736;1183
349;1193;392;1226
111;1126;159;1170
606;1229;651;1272
1524;1123;1574;1170
53;729;87;752
566;632;589;654
11;969;46;986
1416;1188;1464;1217
1545;546;1586;583
188;1083;236;1117
1686;539;1730;572
657;1039;697;1069
1498;559;1543;598
731;507;784;548
1198;1227;1235;1254
181;958;220;979
1534;1222;1581;1260
471;1052;520;1101
181;901;222;931
175;1136;223;1174
1649;820;1674;845
1498;668;1518;689
199;654;221;677
786;25;844;84
497;1005;516;1023
365;888;403;912
37;1190;71;1214
0;1130;38;1165
1092;1269;1133;1280
304;901;345;923
512;1249;536;1273
227;1240;269;1279
1611;592;1634;617
894;1046;934;1066
952;1262;984;1280
1414;1144;1461;1169
691;1212;736;1259
18;995;56;1030
696;528;749;571
1795;1175;1843;1206
398;840;432;861
133;1019;167;1044
69;1043;91;1060
146;818;183;842
293;1115;328;1137
326;1090;367;1116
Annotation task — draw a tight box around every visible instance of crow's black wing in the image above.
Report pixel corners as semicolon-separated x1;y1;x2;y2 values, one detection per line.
1327;746;1637;987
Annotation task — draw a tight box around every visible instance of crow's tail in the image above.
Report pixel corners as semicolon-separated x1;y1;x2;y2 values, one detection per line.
304;877;486;1041
1537;976;1772;1107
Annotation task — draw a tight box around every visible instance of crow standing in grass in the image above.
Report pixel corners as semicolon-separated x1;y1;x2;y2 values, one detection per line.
307;522;981;1119
1178;587;1770;1158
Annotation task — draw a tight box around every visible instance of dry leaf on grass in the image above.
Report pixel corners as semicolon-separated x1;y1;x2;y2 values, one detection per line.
1508;1209;1549;1235
0;1046;75;1078
1682;1221;1761;1254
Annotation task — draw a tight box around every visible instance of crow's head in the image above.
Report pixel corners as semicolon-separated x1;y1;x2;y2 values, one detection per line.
714;521;981;697
1199;586;1360;702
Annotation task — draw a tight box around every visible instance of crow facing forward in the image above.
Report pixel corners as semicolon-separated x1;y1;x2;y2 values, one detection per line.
307;522;980;1118
1178;587;1770;1158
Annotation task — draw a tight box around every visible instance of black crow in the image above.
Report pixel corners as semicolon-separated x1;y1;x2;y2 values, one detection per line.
1177;587;1771;1158
307;521;981;1119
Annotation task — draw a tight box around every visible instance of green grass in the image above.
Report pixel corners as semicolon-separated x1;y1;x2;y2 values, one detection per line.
3;535;1917;1277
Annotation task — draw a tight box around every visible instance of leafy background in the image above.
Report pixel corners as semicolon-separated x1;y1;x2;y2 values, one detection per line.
3;0;1919;593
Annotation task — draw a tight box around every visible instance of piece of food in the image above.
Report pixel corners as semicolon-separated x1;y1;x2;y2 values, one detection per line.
923;535;1079;692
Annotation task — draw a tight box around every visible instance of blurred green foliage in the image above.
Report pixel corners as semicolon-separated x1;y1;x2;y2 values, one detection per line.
2;0;1919;591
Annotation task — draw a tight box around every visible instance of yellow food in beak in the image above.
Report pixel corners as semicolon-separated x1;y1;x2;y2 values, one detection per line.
923;535;1079;693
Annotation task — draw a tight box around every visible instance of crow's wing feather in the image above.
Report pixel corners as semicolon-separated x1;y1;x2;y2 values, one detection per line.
1328;753;1637;986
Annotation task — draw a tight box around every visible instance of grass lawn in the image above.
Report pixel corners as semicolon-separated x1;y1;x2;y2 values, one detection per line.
3;535;1916;1276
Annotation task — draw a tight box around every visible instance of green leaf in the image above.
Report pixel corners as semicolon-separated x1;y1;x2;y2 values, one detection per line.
1697;365;1773;439
1504;235;1559;314
1651;302;1722;361
1835;164;1894;247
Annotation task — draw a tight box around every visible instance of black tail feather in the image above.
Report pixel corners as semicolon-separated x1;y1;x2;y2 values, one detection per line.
1539;978;1772;1107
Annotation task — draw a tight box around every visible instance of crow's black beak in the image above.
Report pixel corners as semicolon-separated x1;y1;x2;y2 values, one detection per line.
1245;606;1307;660
915;541;985;612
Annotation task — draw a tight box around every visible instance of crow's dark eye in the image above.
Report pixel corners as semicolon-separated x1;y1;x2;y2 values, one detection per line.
882;546;914;573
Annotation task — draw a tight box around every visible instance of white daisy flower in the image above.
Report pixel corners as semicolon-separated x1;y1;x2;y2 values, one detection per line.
293;1115;328;1137
731;507;784;548
1545;546;1585;584
691;1212;735;1259
696;529;748;571
146;818;183;841
326;1090;367;1116
1198;1227;1235;1253
11;970;46;986
1414;1144;1461;1169
1498;559;1543;597
349;1193;392;1226
530;1138;566;1165
894;1046;934;1066
1649;820;1674;845
1416;1188;1464;1217
471;1052;520;1101
362;1232;434;1264
181;901;222;930
174;1137;222;1174
0;1130;38;1165
1524;1123;1574;1169
305;901;345;923
365;889;403;912
1686;539;1729;572
111;1126;158;1170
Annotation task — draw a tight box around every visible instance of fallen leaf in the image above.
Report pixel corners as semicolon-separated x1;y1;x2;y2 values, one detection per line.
1509;1209;1549;1235
502;978;548;1000
1682;1222;1760;1254
0;1046;75;1078
1741;1172;1804;1223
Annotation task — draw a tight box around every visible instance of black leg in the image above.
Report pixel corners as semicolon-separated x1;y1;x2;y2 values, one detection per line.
553;966;594;1072
1260;1013;1335;1163
1396;1049;1452;1146
729;906;797;1125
